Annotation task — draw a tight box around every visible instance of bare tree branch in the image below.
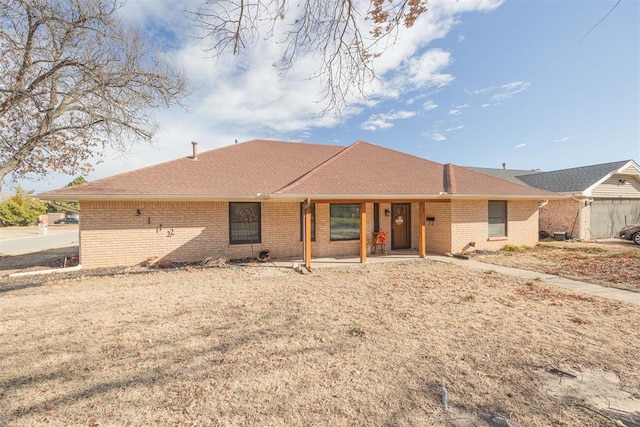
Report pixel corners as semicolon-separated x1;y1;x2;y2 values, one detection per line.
0;0;187;188
189;0;429;115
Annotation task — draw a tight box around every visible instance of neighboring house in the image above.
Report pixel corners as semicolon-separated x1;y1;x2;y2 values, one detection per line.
471;160;640;240
39;139;558;269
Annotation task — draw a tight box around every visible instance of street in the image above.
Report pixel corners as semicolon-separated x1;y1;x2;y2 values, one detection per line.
0;226;79;256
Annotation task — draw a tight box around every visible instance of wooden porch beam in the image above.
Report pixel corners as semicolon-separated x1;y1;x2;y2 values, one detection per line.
360;202;367;264
304;204;312;268
418;202;426;257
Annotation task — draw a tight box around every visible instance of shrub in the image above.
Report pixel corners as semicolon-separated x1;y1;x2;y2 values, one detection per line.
0;186;48;226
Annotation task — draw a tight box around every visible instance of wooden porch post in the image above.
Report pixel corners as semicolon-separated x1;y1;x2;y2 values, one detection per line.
418;202;426;257
360;202;367;264
304;204;312;268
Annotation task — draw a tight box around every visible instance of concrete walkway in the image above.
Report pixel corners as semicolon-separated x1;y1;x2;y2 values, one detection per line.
425;255;640;306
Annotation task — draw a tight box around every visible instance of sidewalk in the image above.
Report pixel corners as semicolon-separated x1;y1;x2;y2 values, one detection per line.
426;255;640;306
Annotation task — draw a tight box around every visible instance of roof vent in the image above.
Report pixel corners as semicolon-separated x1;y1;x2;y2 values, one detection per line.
191;141;198;160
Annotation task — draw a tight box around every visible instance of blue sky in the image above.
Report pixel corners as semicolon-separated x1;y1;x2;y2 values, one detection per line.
10;0;640;193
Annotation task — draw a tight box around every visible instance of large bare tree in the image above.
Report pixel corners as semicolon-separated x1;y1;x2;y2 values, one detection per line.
191;0;428;114
0;0;186;189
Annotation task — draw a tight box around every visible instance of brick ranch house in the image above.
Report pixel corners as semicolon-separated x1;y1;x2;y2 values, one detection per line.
39;139;560;269
472;160;640;240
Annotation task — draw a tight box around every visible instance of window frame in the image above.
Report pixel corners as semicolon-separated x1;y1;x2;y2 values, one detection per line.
488;200;507;237
330;203;361;241
229;202;262;244
300;202;316;242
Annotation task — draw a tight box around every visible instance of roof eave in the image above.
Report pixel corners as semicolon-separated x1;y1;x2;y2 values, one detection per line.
39;192;568;203
37;194;279;203
446;194;567;200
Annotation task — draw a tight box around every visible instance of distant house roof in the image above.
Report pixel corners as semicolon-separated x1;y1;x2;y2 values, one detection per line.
516;160;634;193
467;167;541;185
39;139;557;201
472;160;638;194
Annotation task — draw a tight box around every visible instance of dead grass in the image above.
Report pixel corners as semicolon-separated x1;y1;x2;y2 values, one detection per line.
1;260;639;425
479;241;640;293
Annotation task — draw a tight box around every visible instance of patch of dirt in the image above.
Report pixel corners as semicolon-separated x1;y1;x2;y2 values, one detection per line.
0;246;79;275
0;260;639;426
478;241;640;293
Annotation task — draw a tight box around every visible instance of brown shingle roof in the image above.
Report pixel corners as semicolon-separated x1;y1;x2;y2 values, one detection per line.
39;139;558;201
39;139;344;200
276;140;446;196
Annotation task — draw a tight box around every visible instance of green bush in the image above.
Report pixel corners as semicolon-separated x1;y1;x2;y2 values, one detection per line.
0;186;48;226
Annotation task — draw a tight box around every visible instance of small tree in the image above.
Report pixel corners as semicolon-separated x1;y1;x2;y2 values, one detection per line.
0;185;47;226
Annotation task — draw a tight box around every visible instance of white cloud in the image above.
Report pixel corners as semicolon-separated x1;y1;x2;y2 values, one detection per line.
467;81;531;105
458;34;466;42
448;104;469;115
514;143;527;148
423;100;439;111
360;110;417;131
491;81;531;101
445;125;464;132
432;133;447;141
554;136;573;142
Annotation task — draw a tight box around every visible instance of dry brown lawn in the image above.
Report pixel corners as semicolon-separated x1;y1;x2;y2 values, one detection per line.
1;260;639;426
478;241;640;293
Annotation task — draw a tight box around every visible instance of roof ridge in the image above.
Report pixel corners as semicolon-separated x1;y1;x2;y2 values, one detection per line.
273;141;357;194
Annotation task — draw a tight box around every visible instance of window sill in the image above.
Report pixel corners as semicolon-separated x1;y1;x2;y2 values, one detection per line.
487;236;508;241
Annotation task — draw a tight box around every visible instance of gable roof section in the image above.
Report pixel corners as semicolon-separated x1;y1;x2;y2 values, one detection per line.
276;141;445;196
516;160;633;193
276;141;553;198
39;139;558;201
39;139;344;200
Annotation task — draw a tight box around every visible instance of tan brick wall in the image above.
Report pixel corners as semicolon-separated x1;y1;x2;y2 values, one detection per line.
80;201;310;268
424;202;452;254
539;199;581;238
80;201;385;268
79;199;540;268
450;200;539;253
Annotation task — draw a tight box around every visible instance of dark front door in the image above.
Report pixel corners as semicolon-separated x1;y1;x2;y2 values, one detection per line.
391;203;411;249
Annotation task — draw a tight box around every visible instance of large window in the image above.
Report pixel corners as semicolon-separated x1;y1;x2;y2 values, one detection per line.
300;202;316;242
330;203;360;241
488;201;507;237
229;202;261;244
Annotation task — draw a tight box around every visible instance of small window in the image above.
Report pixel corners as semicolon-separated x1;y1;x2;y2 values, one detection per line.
229;202;261;244
330;203;360;241
488;200;507;237
300;202;316;242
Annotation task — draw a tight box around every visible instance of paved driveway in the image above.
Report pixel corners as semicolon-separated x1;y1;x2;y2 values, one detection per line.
0;226;79;256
